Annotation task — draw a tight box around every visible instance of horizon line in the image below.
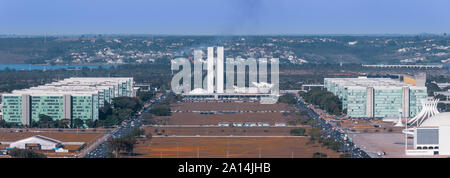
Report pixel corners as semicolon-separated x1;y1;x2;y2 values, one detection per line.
0;32;448;38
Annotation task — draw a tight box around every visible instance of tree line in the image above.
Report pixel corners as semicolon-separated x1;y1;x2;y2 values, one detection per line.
8;148;47;158
148;93;181;116
107;128;151;158
299;89;343;115
278;93;297;105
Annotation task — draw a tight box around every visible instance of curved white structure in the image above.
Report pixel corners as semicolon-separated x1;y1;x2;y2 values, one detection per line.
407;98;440;127
420;112;450;127
401;98;450;156
10;135;63;150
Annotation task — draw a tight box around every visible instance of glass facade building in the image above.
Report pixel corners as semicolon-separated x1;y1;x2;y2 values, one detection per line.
1;95;22;123
1;77;133;125
324;77;427;118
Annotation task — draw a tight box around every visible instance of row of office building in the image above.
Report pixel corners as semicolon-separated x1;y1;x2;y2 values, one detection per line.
1;77;134;125
324;74;428;118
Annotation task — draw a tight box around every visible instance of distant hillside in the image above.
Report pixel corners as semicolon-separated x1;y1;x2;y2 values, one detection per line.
0;38;49;64
0;36;448;65
0;51;30;64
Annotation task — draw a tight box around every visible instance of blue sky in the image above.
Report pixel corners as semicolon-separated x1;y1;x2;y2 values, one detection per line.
0;0;449;35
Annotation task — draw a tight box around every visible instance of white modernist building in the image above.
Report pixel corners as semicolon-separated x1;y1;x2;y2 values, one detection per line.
1;77;133;125
181;46;279;104
407;98;440;127
403;98;450;156
9;135;63;151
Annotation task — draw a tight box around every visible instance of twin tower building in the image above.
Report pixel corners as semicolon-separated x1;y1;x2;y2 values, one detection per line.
171;46;279;103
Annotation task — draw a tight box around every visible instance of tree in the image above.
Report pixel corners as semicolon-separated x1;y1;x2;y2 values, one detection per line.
99;115;119;127
123;138;137;154
115;108;133;121
112;97;142;112
278;93;297;105
109;138;124;158
85;119;97;128
38;114;54;128
308;128;322;143
0;120;6;128
312;152;328;158
290;128;306;136
301;89;342;115
148;104;171;116
72;118;84;128
0;119;14;128
137;91;154;103
426;82;441;96
161;93;181;104
126;128;145;138
56;118;71;128
9;148;47;158
142;113;155;125
98;96;144;127
108;137;137;157
99;102;113;120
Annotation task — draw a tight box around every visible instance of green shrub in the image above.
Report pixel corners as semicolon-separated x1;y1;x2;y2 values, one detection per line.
290;128;306;136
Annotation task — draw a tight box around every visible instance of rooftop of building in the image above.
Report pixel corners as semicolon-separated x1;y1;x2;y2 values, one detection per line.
11;135;62;145
11;89;98;96
324;77;426;89
49;77;132;86
4;77;132;96
420;112;450;127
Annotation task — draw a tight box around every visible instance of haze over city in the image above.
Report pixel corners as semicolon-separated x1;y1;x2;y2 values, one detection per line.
1;0;450;35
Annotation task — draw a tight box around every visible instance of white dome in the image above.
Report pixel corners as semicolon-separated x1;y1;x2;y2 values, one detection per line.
420;112;450;127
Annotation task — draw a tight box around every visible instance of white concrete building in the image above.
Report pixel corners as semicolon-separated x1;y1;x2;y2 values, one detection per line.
182;46;279;104
1;77;134;125
403;99;450;156
9;135;63;151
